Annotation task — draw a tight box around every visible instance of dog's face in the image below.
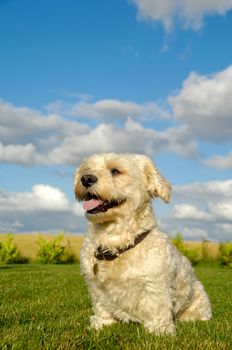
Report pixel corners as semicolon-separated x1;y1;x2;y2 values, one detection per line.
74;153;171;224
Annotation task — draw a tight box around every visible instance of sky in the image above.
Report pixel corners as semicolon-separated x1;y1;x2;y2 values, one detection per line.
0;0;232;241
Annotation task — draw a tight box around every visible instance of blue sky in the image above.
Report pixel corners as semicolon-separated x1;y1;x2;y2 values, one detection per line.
0;0;232;240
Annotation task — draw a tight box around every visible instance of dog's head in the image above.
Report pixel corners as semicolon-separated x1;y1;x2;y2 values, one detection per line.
74;153;171;223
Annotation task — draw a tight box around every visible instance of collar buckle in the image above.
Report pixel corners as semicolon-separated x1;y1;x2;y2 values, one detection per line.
94;228;152;261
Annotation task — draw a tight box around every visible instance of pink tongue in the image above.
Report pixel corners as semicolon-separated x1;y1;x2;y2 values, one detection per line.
83;199;104;212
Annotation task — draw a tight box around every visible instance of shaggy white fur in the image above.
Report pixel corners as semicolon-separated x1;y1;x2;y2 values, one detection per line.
74;153;212;335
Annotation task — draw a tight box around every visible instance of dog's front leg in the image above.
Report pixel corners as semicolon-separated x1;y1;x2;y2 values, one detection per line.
135;288;176;335
90;302;116;330
88;284;117;330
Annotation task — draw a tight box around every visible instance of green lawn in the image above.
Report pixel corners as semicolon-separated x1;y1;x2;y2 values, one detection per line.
0;264;231;350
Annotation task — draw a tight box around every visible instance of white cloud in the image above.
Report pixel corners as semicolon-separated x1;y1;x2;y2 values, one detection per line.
1;66;231;168
205;151;232;169
174;180;232;200
71;98;170;120
172;203;212;221
0;100;90;145
31;184;70;211
131;0;232;31
0;185;70;212
0;143;36;165
0;98;199;166
208;199;232;220
167;180;232;241
0;99;90;166
0;185;85;233
169;65;232;142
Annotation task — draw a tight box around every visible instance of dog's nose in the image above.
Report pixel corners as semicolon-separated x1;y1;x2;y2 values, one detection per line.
81;174;98;188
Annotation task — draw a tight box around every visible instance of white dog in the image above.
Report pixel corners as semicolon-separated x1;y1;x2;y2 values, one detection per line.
74;153;211;334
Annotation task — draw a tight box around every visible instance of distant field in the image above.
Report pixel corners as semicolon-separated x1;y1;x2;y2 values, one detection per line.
184;240;220;259
0;264;231;350
0;233;84;261
0;233;220;262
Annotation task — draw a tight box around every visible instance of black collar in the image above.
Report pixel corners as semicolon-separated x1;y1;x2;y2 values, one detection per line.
94;228;152;261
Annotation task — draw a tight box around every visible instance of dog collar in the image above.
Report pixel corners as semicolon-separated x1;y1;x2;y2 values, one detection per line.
94;228;152;261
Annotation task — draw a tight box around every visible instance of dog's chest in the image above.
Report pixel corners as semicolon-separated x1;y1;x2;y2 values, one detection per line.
92;256;128;285
81;236;151;290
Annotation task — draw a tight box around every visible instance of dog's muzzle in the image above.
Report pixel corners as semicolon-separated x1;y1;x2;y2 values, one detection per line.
78;174;126;215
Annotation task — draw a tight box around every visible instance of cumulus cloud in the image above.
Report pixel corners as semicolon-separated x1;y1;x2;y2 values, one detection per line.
131;0;232;31
208;199;232;220
49;118;198;163
0;185;70;212
0;185;85;233
0;143;36;165
205;151;232;169
169;65;232;142
1;64;231;169
0;99;199;166
174;180;232;200
71;98;170;120
172;203;212;221
0;100;90;145
167;180;232;241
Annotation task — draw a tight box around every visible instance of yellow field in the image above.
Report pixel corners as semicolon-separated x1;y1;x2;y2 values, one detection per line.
0;233;220;262
0;233;84;261
184;240;220;259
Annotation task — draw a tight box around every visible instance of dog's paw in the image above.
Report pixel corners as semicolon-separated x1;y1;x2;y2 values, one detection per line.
90;315;116;330
145;321;176;336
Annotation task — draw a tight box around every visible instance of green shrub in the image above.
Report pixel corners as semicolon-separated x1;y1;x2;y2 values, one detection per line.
0;234;28;264
171;233;201;266
183;248;201;266
36;233;77;264
219;242;232;268
171;233;185;251
201;240;216;264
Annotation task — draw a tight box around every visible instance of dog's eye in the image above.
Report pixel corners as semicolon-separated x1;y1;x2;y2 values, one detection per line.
111;168;121;176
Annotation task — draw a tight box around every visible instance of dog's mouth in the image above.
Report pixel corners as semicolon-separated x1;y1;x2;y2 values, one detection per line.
82;193;125;215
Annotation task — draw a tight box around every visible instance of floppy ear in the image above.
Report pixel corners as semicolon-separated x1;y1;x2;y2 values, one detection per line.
143;156;171;203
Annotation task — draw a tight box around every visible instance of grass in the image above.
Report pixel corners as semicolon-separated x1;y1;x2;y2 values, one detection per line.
0;265;231;350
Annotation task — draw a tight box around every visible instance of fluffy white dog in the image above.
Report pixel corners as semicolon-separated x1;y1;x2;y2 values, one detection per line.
74;153;211;334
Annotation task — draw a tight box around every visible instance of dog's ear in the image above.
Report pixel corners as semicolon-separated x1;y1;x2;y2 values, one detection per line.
142;156;171;203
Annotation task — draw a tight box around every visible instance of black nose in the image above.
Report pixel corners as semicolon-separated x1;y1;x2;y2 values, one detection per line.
81;174;98;188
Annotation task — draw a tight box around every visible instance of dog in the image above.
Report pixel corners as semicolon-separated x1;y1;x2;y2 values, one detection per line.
74;153;211;334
